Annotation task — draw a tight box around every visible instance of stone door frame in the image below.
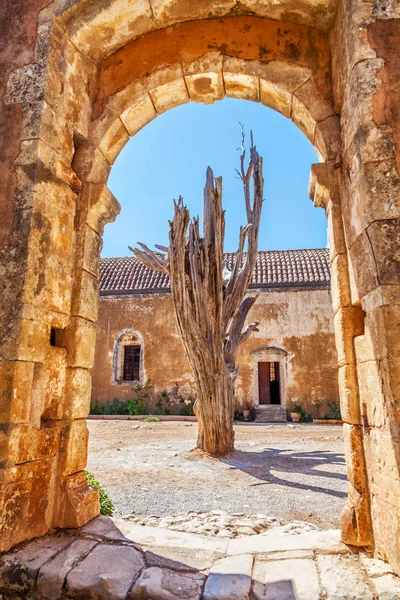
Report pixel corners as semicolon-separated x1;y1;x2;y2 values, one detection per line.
250;346;288;409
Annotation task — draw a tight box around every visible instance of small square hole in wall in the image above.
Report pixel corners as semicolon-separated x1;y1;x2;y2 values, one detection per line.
50;327;65;348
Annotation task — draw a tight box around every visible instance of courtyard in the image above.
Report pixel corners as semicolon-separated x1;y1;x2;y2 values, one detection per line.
87;421;347;531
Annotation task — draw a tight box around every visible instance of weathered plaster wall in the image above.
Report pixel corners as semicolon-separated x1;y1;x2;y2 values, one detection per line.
92;288;338;415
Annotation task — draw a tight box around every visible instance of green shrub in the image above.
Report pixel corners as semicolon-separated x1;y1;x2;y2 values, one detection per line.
292;403;306;420
129;381;152;415
328;401;342;420
145;415;161;422
234;409;244;421
155;390;171;415
89;400;104;415
86;471;114;516
179;395;196;416
105;398;129;415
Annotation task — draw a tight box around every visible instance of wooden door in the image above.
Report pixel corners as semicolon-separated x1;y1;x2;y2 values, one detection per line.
258;362;271;404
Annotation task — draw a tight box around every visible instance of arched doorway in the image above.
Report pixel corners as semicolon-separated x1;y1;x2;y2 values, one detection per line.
1;0;400;576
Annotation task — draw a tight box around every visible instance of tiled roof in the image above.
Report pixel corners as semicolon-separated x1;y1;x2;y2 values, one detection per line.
100;249;330;295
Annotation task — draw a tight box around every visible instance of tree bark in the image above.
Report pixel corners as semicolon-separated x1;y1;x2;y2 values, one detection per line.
132;134;263;456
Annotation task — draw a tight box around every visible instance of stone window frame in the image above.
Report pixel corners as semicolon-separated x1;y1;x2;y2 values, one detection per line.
112;329;144;385
249;346;289;408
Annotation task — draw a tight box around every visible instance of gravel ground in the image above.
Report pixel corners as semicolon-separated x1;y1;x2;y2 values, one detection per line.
87;421;347;530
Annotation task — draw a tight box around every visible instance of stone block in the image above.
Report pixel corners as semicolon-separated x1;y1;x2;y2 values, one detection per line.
67;543;144;599
366;304;400;361
253;557;320;600
364;431;400;509
58;419;89;477
331;254;351;313
293;79;334;123
0;534;72;594
45;24;96;140
62;317;97;369
354;327;376;365
348;233;380;300
338;365;361;424
31;348;68;424
53;470;99;529
120;94;157;137
372;574;400;599
317;553;373;599
203;554;253;600
326;200;347;261
260;79;291;118
81;225;103;278
367;219;400;286
131;566;205;600
334;307;360;367
22;181;77;315
98;118;130;165
0;359;35;424
314;115;341;162
185;72;224;105
357;360;386;428
73;143;111;184
369;496;400;577
63;368;92;419
342;424;367;490
80;516;133;542
0;456;58;553
37;538;98;600
71;268;100;323
149;0;235;26
83;183;121;236
0;422;61;465
150;77;189;114
223;72;259;102
291;96;316;144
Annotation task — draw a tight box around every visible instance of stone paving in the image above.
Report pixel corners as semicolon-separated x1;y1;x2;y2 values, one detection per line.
1;516;400;599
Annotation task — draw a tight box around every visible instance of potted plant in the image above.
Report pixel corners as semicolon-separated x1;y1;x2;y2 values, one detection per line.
243;401;253;420
290;403;304;422
312;399;323;423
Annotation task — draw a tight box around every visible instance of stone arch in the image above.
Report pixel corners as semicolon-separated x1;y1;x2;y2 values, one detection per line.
2;0;400;577
112;328;145;384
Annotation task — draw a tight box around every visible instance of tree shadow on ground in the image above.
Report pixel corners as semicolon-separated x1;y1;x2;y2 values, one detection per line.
221;448;348;499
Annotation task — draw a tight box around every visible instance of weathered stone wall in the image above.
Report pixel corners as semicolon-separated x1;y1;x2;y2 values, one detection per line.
1;0;400;574
92;288;338;415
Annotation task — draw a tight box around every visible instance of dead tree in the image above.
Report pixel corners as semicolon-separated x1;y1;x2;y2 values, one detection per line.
131;133;263;456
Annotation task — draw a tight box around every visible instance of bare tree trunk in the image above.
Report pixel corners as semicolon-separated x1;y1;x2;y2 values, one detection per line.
132;133;263;456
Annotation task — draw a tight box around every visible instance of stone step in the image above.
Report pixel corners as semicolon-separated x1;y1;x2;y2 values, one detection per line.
254;406;287;422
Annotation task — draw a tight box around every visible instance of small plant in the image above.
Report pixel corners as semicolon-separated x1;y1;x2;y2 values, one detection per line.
234;409;244;421
328;401;342;420
292;403;306;419
312;399;323;418
145;415;161;422
155;390;171;415
105;398;129;415
129;380;152;415
243;401;253;411
179;395;196;416
89;400;104;415
86;471;114;516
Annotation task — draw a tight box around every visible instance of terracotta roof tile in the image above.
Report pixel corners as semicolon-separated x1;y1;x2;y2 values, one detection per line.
100;249;330;295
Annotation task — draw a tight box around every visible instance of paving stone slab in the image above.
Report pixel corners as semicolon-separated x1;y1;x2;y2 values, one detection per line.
114;520;229;553
66;543;145;600
144;547;222;572
129;566;205;600
37;538;98;599
371;574;400;599
317;554;374;600
80;516;135;543
259;550;314;561
203;554;254;600
227;529;347;556
252;557;320;600
359;554;395;578
0;534;73;594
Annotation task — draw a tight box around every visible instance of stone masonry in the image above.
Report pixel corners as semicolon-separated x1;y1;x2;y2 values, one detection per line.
1;516;400;599
1;0;400;580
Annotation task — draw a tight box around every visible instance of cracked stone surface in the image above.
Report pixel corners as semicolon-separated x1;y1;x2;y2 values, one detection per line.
1;516;400;599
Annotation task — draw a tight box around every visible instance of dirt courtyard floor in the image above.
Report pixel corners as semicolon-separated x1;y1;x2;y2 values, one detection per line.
87;421;347;530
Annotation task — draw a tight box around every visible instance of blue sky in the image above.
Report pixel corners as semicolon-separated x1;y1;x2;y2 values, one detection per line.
103;98;327;257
